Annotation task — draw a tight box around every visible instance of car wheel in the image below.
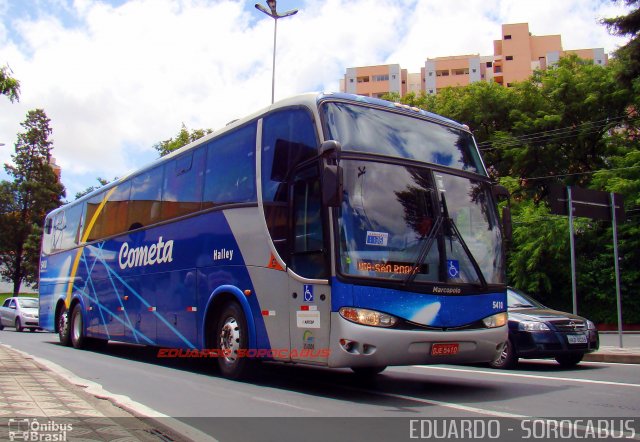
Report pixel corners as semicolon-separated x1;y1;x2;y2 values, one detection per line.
29;328;36;332
15;318;23;332
555;354;583;368
350;366;387;376
0;322;4;331
215;301;254;380
70;304;88;349
58;306;71;346
490;339;517;369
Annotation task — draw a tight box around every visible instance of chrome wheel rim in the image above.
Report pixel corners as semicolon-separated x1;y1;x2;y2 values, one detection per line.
59;311;68;334
219;317;240;364
72;310;82;343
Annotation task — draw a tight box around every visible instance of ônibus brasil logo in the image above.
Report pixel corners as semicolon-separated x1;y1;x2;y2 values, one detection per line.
118;236;174;270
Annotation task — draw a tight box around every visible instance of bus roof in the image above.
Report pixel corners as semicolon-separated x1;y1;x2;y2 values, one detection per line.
53;92;470;213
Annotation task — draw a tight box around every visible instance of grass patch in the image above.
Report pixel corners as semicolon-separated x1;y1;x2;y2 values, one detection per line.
0;293;39;305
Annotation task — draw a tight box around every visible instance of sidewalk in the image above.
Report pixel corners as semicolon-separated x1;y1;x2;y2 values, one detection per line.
0;344;196;442
583;345;640;364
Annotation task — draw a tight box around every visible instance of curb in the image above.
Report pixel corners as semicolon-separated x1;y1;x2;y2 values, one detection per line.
583;352;640;364
2;343;218;442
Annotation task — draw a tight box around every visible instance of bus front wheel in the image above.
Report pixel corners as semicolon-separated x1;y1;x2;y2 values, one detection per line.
214;301;253;380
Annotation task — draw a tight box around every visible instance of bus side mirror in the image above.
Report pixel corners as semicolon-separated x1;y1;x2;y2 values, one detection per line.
322;164;343;208
44;218;53;235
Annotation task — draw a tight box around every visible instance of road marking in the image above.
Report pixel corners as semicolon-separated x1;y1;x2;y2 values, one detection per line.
410;365;640;388
333;382;639;440
251;396;318;413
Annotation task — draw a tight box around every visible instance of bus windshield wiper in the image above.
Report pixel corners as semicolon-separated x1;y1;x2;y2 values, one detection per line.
440;193;488;289
404;216;444;287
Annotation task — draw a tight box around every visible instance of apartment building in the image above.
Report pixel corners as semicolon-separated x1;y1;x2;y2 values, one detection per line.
341;23;608;97
342;64;408;98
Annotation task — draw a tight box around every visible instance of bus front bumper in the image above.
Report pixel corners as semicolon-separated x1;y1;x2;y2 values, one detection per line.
327;312;507;368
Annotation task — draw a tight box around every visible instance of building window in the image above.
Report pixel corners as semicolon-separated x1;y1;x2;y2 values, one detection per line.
486;61;493;68
349;78;354;83
357;76;369;83
504;34;512;40
392;74;396;79
436;69;449;77
472;68;476;73
506;56;513;61
452;68;469;76
428;72;433;76
506;83;513;87
372;74;389;82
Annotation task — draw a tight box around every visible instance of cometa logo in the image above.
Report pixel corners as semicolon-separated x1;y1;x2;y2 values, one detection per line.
118;236;174;270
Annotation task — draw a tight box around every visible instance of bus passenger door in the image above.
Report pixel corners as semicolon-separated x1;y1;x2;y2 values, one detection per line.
288;167;331;365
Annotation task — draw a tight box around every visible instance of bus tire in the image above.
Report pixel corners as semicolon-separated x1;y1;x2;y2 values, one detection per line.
58;305;71;346
350;366;387;376
214;301;253;380
70;303;87;349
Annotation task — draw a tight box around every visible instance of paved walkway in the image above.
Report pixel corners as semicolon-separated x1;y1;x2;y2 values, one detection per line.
0;344;193;441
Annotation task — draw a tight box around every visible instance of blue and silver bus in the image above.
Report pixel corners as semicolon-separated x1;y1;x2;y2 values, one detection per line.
39;93;509;379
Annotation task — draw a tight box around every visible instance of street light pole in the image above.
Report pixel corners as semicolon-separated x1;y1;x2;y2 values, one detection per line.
255;1;298;104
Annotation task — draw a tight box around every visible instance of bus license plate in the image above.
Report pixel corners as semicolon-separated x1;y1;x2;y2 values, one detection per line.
567;334;587;344
431;343;459;356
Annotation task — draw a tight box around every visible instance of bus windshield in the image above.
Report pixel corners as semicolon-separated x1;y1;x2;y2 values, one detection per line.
322;101;485;175
337;161;504;286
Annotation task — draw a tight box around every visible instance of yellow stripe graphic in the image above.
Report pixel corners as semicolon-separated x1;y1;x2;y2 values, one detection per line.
65;187;117;308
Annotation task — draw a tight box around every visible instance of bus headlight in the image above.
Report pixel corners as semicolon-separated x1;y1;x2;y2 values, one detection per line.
482;312;508;328
339;307;397;327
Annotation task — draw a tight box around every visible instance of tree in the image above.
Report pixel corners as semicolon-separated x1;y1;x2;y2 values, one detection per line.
0;109;65;294
153;123;213;157
0;64;20;102
602;0;640;88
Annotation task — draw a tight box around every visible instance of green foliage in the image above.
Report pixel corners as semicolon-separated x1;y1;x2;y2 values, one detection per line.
395;41;639;323
153;123;213;157
0;64;20;103
74;177;113;200
602;0;640;88
0;109;65;294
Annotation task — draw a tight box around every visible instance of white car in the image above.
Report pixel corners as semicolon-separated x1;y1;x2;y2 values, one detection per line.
0;297;40;332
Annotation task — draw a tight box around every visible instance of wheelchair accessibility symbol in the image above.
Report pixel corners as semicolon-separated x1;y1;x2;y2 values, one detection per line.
446;260;460;279
303;284;314;302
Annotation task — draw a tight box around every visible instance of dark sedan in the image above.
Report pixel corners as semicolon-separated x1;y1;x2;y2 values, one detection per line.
490;287;599;369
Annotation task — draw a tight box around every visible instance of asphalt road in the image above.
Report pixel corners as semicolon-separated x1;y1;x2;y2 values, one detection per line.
1;330;639;441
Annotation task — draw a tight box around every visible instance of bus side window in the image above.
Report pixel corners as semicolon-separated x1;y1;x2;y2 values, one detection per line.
261;108;318;261
128;167;163;230
84;191;106;241
60;202;86;249
162;147;205;220
203;123;256;207
103;182;132;237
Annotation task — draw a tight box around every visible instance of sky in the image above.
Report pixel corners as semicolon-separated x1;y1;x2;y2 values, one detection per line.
0;0;632;200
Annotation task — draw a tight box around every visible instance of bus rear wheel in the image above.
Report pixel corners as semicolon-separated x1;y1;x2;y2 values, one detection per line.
214;302;253;380
70;304;87;349
58;305;71;346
